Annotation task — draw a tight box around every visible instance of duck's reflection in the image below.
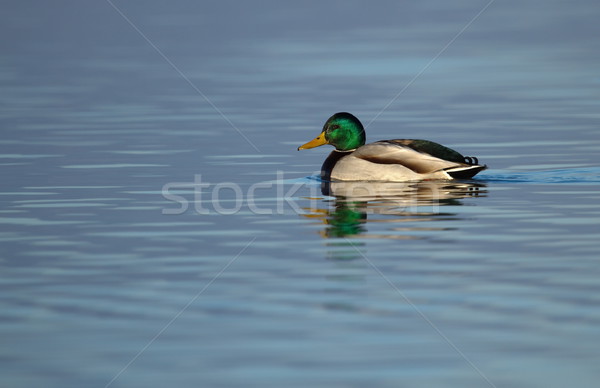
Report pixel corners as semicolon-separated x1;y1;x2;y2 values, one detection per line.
304;180;486;240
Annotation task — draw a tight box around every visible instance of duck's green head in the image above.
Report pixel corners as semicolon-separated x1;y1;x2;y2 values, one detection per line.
298;112;366;151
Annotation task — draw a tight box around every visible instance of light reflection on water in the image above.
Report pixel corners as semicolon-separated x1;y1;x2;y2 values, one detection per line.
2;1;600;387
304;180;486;239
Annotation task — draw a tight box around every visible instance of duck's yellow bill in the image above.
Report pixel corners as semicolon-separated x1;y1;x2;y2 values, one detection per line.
298;131;328;150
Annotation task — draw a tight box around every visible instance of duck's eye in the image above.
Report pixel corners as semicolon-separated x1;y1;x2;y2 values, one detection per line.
329;124;340;130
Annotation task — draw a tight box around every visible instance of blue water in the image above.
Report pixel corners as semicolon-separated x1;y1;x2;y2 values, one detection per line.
2;1;600;387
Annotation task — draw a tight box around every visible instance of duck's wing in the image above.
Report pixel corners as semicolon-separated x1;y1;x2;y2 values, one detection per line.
351;141;468;174
349;140;487;179
381;139;466;163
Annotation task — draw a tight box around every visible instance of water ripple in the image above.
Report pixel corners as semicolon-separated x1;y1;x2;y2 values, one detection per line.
480;167;600;184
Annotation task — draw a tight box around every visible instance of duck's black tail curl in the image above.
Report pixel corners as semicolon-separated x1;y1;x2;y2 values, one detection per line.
463;156;479;165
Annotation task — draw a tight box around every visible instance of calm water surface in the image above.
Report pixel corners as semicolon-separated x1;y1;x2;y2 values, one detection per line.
2;1;600;387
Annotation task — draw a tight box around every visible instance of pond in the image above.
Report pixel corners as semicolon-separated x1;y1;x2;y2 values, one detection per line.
1;1;600;387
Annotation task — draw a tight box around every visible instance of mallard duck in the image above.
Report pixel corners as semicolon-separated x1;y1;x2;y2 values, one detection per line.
298;112;487;181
